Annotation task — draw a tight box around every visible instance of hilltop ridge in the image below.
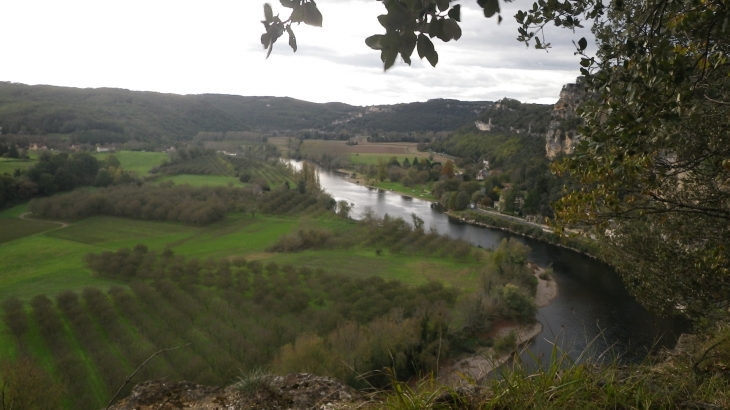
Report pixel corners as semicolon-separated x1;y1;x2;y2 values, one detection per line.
0;82;490;144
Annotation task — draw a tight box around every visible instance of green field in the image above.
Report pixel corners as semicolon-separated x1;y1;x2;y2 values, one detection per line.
92;150;168;175
0;207;484;302
364;181;435;200
0;158;36;175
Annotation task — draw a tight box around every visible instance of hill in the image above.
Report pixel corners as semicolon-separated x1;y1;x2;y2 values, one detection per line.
0;83;250;144
0;83;489;145
336;99;491;133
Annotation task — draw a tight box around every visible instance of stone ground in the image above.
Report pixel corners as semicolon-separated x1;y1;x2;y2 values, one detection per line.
108;373;362;410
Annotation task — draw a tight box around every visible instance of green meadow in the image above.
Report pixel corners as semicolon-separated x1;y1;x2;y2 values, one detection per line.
92;150;168;175
363;181;434;200
0;207;484;302
0;157;36;175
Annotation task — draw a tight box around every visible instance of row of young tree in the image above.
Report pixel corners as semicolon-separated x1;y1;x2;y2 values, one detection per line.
266;212;476;260
2;252;466;408
27;180;338;225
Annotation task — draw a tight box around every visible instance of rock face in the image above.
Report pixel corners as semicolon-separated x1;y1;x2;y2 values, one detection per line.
108;373;363;410
546;77;587;159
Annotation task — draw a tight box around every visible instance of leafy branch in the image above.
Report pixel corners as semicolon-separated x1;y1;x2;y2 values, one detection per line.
261;0;504;70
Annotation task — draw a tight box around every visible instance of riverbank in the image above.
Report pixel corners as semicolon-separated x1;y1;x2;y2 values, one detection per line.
336;172;601;259
448;210;602;261
345;174;438;202
437;265;558;386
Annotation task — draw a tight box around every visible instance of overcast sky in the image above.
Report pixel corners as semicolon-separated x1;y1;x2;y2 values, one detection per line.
1;0;591;106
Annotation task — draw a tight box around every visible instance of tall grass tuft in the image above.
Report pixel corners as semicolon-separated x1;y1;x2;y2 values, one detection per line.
234;367;273;394
375;333;730;409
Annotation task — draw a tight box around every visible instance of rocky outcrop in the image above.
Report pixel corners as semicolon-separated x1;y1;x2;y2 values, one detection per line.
108;373;363;410
546;77;587;159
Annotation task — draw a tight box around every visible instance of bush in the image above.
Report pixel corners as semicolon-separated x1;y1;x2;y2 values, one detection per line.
493;330;518;354
498;284;536;323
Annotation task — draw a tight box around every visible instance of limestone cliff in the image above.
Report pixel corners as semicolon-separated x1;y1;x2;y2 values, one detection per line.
546;77;587;159
108;373;362;410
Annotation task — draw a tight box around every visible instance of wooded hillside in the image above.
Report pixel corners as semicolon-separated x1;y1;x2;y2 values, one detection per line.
0;83;490;144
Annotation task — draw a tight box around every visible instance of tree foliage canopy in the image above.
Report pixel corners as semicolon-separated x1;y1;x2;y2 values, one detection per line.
546;0;730;319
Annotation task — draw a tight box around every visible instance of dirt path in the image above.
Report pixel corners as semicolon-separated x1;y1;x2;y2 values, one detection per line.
437;266;558;386
19;212;70;229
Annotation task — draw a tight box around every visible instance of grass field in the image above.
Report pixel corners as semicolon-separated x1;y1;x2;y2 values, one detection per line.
92;150;168;175
0;158;36;175
0;207;483;302
362;181;435;200
0;217;61;244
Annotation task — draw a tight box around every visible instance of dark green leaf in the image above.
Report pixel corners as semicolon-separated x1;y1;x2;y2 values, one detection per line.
261;33;271;48
578;37;587;51
400;31;417;64
381;32;401;49
378;14;391;30
442;19;461;41
448;5;461;21
287;25;297;52
264;3;274;22
280;0;295;8
482;0;500;18
417;34;438;67
290;5;305;23
303;2;323;27
365;35;384;50
401;0;417;8
382;48;398;71
428;18;441;38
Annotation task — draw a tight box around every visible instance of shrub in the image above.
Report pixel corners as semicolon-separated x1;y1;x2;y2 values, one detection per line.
498;284;536;323
493;330;518;354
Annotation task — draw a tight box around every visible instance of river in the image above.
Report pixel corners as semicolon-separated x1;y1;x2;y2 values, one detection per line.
289;161;688;363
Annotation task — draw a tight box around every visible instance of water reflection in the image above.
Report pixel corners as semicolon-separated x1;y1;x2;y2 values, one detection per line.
288;160;687;361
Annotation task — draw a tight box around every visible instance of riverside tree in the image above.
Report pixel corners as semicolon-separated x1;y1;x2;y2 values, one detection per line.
261;0;730;321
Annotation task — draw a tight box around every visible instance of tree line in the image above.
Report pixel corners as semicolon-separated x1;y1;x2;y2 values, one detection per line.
27;181;339;225
0;151;136;210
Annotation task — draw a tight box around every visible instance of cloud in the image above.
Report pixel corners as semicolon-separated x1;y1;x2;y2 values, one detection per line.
0;0;591;106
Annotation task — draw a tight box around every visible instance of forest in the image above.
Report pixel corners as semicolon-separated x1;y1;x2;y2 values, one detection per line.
0;83;488;146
